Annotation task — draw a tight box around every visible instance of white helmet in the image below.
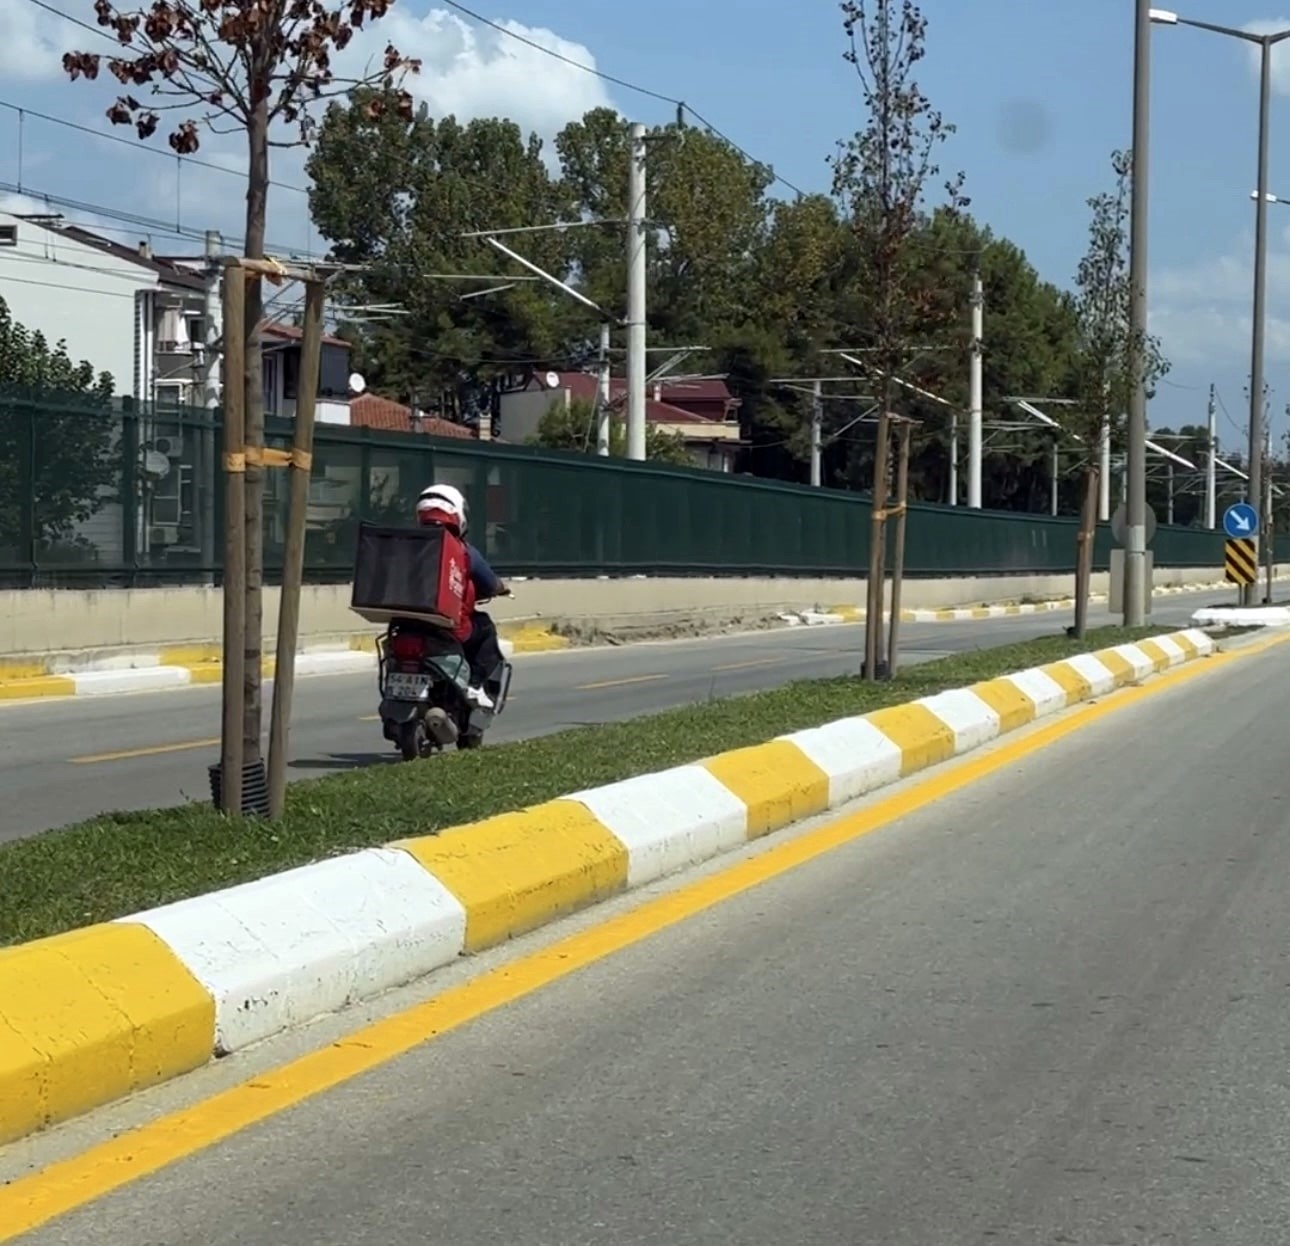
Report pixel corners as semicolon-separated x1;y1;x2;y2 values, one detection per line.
416;483;468;535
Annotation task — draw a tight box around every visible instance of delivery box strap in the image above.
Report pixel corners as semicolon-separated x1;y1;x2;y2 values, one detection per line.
228;446;313;471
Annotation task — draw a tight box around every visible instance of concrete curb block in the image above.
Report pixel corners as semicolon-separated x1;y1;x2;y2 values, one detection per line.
0;637;524;702
829;575;1290;624
0;627;1219;1145
1192;606;1290;627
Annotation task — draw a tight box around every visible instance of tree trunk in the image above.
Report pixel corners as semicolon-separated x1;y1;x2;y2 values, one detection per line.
1073;462;1099;641
242;96;270;765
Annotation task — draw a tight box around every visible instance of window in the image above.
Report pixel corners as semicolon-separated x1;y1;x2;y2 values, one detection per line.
282;349;299;399
263;354;279;413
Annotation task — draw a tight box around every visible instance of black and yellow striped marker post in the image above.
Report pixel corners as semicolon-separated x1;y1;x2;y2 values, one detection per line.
1225;537;1258;586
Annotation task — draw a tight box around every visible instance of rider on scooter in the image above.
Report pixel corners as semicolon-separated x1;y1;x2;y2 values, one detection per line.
415;483;506;709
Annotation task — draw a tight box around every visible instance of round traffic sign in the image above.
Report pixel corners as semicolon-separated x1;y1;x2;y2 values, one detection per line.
1110;501;1157;547
1222;501;1259;540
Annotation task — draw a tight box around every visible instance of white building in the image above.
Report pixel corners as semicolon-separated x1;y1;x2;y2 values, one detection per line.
0;214;354;572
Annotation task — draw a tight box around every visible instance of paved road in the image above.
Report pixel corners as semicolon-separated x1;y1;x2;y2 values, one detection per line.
12;609;1288;1244
0;589;1233;841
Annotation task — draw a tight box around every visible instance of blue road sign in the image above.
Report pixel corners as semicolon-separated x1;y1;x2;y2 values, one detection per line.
1223;501;1259;539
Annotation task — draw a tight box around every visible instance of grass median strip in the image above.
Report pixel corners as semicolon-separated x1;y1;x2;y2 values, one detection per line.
0;626;1167;947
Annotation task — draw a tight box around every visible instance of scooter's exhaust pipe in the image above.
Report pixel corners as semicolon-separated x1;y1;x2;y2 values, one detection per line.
424;707;459;746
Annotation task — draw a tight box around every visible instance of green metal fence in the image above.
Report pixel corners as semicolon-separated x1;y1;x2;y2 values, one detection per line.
0;389;1226;588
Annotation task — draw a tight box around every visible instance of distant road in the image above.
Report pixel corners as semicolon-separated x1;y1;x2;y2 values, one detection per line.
0;588;1232;841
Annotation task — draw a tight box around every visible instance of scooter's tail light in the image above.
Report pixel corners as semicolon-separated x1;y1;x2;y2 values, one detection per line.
390;632;426;662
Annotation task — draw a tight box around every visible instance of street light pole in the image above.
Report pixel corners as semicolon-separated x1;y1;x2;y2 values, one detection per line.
1125;0;1152;626
1248;41;1272;603
1151;8;1290;603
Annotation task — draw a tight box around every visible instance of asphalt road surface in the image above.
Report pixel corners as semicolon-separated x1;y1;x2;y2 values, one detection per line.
10;610;1288;1244
0;588;1234;842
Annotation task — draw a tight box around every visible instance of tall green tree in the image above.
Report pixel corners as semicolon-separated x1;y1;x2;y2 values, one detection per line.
308;95;574;410
555;110;774;342
0;299;115;567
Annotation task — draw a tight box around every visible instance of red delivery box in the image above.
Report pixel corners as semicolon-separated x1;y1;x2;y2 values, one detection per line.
350;522;469;631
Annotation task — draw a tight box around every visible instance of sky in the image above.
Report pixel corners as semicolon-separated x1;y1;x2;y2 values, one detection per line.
0;0;1288;455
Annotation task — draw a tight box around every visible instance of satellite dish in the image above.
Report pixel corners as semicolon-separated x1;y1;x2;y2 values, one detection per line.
544;370;560;390
348;372;366;394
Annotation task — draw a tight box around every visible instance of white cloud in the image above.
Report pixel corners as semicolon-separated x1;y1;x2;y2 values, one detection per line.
1150;211;1290;366
0;0;78;81
131;7;615;255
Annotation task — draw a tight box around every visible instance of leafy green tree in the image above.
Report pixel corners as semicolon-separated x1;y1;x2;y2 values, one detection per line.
309;96;574;407
556;110;773;342
533;397;693;466
0;298;115;568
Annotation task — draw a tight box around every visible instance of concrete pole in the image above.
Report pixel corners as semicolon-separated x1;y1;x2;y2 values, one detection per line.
1246;41;1273;605
1099;418;1112;520
1050;439;1059;516
810;378;822;486
968;269;983;507
201;229;222;579
625;122;647;461
1205;382;1217;528
1123;0;1152;625
948;413;958;505
1166;460;1174;524
596;321;611;456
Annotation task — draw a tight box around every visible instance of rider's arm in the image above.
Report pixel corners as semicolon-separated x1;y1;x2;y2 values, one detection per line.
467;544;503;598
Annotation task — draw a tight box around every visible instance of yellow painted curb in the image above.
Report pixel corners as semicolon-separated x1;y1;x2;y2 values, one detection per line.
500;623;570;653
704;741;830;838
393;801;627;953
0;924;215;1145
0;674;76;701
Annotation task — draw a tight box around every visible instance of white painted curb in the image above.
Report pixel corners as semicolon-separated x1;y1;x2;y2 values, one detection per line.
1192;606;1290;627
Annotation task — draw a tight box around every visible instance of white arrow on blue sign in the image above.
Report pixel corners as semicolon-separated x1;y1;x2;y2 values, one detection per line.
1223;502;1259;539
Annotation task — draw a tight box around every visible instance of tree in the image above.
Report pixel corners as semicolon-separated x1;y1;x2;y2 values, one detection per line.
1067;148;1171;634
533;397;693;466
828;0;967;677
62;1;419;765
309;96;575;408
555;110;772;345
0;298;115;572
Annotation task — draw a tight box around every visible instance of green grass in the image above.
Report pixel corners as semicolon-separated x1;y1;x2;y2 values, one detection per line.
0;625;1168;946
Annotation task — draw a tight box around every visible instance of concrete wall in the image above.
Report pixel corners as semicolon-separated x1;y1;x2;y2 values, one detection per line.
0;564;1264;660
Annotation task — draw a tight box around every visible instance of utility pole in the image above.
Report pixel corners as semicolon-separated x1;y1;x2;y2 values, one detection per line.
1050;439;1060;516
625;121;647;461
810;378;823;486
1166;460;1174;524
1099;418;1112;522
200;229;221;581
596;321;611;455
948;413;958;505
1124;0;1152;626
1205;382;1217;528
968;268;983;507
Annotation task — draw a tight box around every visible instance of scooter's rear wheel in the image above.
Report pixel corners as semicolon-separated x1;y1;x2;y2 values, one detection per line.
396;719;426;761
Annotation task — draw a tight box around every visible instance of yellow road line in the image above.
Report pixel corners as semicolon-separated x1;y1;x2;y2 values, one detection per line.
3;632;1283;1240
69;738;220;765
575;674;667;691
712;657;781;672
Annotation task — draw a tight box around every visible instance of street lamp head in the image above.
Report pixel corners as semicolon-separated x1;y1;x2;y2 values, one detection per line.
1149;8;1180;24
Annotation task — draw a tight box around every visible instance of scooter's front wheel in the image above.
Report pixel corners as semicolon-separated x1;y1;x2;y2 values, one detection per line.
396;718;427;762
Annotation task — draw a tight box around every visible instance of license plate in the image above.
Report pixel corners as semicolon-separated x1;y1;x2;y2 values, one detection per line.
385;671;432;700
